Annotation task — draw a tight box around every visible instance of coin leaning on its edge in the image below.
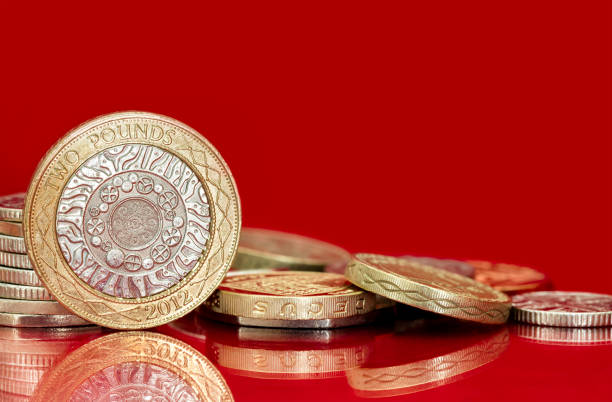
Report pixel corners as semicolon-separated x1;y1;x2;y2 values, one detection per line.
23;111;241;329
345;253;511;324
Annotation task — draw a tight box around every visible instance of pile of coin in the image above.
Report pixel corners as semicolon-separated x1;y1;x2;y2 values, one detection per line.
0;110;608;335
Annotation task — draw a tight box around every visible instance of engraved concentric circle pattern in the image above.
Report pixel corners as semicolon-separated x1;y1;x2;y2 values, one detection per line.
57;145;210;298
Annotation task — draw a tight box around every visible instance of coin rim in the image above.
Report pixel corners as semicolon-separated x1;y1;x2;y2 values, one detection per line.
0;193;25;222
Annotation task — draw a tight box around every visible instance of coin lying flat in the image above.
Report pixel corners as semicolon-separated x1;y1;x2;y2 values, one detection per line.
235;228;351;272
202;271;377;328
0;282;53;300
401;255;475;278
31;331;233;402
0;234;26;254
0;312;91;328
468;260;551;294
0;221;23;237
345;254;511;324
0;251;31;269
0;266;43;287
0;193;24;222
24;111;241;329
511;291;612;327
0;299;70;315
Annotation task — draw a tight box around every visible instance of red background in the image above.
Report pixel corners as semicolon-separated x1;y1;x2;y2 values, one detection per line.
0;2;609;292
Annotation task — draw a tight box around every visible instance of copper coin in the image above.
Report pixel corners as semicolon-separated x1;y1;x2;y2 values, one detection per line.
469;260;551;294
401;255;475;278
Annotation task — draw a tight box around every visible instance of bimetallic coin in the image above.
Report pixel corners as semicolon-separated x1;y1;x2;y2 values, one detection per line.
345;254;511;324
235;228;350;271
32;331;233;402
0;251;32;269
0;282;53;300
0;299;70;315
0;221;23;237
0;193;25;222
0;266;43;287
0;234;26;254
469;260;551;294
512;323;612;345
202;271;377;327
24;111;241;329
401;255;475;278
511;291;612;327
0;312;91;327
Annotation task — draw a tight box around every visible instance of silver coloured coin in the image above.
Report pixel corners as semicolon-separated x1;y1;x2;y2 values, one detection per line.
0;234;26;254
0;266;43;287
56;144;211;299
0;312;91;328
0;282;54;301
0;251;31;269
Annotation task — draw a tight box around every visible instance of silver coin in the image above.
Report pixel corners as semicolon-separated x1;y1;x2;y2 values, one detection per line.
0;312;91;328
0;282;54;301
0;266;43;287
0;193;24;222
0;251;31;269
0;298;70;315
400;255;475;278
56;144;211;299
0;234;26;254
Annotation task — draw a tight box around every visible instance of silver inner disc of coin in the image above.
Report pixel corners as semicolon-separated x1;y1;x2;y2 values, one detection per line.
56;144;211;298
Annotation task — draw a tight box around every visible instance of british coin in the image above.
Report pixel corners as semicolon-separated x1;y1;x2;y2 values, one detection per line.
0;299;70;315
0;221;23;237
0;251;32;269
468;260;551;294
32;331;233;402
24;111;241;329
235;227;350;271
512;323;612;345
0;378;37;396
0;266;43;287
0;282;53;301
201;271;377;326
345;253;511;324
401;255;475;278
0;312;91;327
511;291;612;327
0;193;25;222
0;365;45;382
0;325;102;341
0;234;26;254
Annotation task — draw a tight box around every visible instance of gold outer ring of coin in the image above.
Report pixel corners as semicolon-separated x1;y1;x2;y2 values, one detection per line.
0;282;54;301
345;253;511;324
0;221;23;237
0;299;70;315
0;193;24;222
24;111;241;329
0;251;32;269
0;266;43;287
234;227;351;270
0;312;91;328
0;234;27;254
31;331;234;402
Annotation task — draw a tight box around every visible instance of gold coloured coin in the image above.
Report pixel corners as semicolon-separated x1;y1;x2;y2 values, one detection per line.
0;221;23;237
0;266;43;287
0;234;26;254
0;299;70;315
0;312;91;328
345;254;511;324
0;193;25;222
24;111;241;329
32;331;233;402
0;251;31;269
202;271;377;327
235;228;350;271
0;282;53;300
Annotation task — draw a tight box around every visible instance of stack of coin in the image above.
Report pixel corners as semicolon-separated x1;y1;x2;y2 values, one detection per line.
0;193;90;327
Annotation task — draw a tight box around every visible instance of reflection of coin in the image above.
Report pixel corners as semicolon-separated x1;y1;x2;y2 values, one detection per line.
0;193;25;222
0;282;53;300
32;331;233;402
401;255;475;278
0;251;31;269
0;266;43;286
0;234;27;253
347;327;509;397
0;299;70;315
202;271;377;327
512;323;612;345
24;111;241;329
345;254;511;324
0;312;91;327
0;220;23;237
469;260;551;294
235;228;350;272
512;291;612;327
